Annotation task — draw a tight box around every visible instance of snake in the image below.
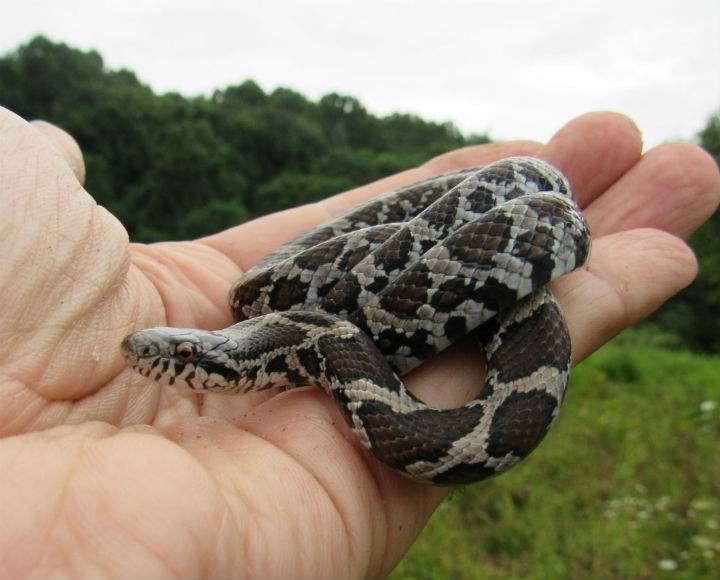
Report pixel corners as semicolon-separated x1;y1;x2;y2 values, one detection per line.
121;156;591;485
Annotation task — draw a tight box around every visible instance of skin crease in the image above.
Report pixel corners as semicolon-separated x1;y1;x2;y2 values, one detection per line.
0;107;718;578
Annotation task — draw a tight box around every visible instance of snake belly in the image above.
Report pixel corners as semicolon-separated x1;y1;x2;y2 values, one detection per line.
122;156;591;485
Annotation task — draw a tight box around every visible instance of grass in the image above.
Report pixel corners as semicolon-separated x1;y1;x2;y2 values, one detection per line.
389;329;720;579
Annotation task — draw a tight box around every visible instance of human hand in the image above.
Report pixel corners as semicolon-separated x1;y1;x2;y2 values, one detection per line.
0;107;717;578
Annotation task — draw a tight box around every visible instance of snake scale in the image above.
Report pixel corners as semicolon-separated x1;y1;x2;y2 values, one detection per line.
122;156;591;485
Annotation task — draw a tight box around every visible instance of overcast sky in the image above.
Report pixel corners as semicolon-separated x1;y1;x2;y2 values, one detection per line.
2;0;719;149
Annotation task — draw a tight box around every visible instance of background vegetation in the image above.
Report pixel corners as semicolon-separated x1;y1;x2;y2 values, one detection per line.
1;37;718;579
391;329;720;579
0;36;488;242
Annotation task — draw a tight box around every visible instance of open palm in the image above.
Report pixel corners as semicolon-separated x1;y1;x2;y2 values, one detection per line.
0;107;717;578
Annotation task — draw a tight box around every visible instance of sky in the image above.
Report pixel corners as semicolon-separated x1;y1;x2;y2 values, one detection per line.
1;0;719;150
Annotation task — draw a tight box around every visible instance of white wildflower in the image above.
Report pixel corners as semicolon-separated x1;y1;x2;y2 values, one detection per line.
700;400;717;412
691;535;712;549
658;559;678;571
690;498;715;511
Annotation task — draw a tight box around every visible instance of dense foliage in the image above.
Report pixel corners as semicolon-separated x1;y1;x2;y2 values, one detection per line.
0;36;487;241
0;36;717;352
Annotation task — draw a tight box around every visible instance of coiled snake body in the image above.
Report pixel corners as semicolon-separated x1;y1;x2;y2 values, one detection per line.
122;157;590;485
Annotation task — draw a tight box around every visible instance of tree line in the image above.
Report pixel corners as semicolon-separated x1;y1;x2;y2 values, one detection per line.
0;36;488;241
0;36;717;352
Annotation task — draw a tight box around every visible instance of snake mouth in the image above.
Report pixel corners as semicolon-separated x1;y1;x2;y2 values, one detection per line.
120;333;160;377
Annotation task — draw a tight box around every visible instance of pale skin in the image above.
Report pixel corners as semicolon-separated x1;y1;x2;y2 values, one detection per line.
0;106;718;578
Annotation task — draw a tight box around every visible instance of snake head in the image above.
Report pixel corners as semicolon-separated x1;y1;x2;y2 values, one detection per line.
121;327;234;390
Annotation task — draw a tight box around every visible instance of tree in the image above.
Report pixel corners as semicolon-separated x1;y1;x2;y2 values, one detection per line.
0;37;471;241
647;111;720;351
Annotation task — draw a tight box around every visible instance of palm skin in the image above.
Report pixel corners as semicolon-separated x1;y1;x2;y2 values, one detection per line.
0;107;718;578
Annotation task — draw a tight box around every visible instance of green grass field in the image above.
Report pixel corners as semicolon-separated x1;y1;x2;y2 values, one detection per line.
390;329;720;579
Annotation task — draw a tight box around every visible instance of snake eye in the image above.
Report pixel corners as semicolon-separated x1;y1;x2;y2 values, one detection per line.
176;342;196;363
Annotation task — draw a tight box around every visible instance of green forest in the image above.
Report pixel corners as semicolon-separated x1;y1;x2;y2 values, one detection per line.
0;36;489;241
0;36;718;353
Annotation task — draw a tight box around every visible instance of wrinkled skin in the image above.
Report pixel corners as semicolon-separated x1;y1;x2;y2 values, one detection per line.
0;107;718;578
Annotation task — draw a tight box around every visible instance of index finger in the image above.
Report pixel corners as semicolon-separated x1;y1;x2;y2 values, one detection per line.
202;112;643;272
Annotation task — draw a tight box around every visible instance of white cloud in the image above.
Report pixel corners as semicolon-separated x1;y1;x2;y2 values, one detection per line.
0;0;718;148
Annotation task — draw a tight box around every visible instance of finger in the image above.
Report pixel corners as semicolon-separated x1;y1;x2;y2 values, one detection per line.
584;142;720;239
205;112;645;270
552;228;698;363
323;139;544;214
323;112;640;214
404;226;698;411
30;120;86;185
0;108;131;409
536;111;644;208
201;140;544;269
